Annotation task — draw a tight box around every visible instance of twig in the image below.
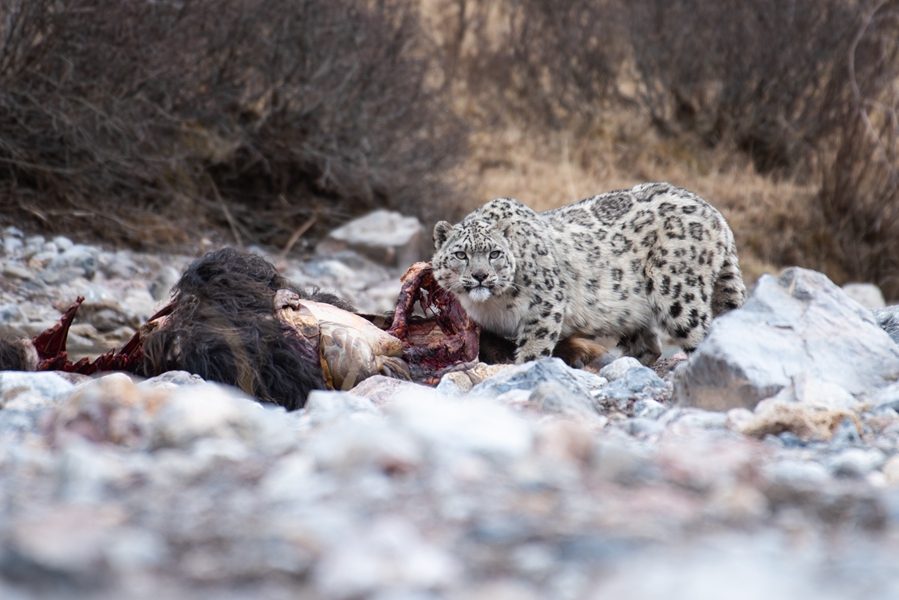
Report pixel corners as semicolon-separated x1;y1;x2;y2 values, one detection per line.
206;174;242;246
278;211;319;261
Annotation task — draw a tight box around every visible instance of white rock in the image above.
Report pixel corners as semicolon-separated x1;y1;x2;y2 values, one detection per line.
2;227;24;254
674;268;899;411
842;282;886;309
0;372;75;407
600;357;643;381
52;236;74;252
0;303;24;322
768;373;857;410
318;210;425;268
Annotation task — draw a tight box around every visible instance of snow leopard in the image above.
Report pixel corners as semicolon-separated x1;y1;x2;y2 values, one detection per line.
432;182;747;365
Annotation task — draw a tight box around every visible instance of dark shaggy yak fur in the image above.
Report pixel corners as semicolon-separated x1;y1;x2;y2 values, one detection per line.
0;338;36;371
140;248;354;410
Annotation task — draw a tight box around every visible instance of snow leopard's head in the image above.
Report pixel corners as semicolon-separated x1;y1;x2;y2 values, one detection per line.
432;218;516;303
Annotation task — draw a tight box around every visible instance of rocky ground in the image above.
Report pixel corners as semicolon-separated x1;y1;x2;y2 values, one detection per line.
3;221;899;599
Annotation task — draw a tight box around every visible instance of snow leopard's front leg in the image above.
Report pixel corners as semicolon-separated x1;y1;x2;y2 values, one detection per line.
514;289;566;364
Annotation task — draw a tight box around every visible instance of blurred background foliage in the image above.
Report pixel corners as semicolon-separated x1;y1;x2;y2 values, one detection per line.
1;0;899;297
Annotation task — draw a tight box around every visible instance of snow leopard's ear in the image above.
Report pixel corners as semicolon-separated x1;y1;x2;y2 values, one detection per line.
433;221;454;250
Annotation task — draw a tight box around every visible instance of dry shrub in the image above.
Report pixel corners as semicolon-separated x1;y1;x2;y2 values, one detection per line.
624;0;861;175
817;1;899;298
0;0;464;249
430;0;627;130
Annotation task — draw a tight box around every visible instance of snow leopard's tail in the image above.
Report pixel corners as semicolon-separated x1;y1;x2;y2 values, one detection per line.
711;243;747;317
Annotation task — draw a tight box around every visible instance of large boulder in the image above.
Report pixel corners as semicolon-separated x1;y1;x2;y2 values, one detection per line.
673;267;899;411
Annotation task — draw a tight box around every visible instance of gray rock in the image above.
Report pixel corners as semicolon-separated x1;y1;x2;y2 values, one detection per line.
762;459;830;490
2;226;24;255
101;251;140;279
0;505;118;589
3;261;33;281
827;448;886;477
595;366;667;408
842;282;886;309
85;307;131;333
591;434;653;483
23;235;45;254
633;399;667;419
599;357;642;381
627;417;665;437
317;210;426;268
830;417;863;446
778;431;805;448
52;236;74;252
528;381;597;418
871;381;899;412
42;244;99;283
303;250;391;288
0;303;24;322
875;304;899;346
150;265;181;301
137;371;205;391
470;358;597;400
674;268;899;411
661;408;729;430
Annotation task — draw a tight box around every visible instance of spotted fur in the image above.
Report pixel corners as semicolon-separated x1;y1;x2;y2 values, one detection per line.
432;182;747;365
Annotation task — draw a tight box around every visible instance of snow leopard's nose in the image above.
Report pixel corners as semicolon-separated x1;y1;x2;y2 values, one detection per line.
472;270;488;283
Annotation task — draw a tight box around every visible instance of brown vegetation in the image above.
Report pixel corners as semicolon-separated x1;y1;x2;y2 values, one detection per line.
2;0;899;297
0;0;464;250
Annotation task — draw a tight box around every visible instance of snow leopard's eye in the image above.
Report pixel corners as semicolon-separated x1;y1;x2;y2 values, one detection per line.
454;251;467;260
489;250;501;259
